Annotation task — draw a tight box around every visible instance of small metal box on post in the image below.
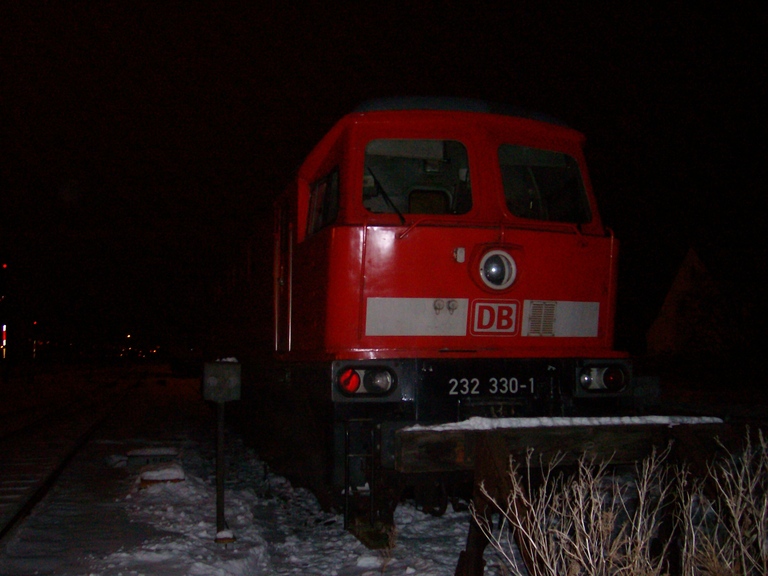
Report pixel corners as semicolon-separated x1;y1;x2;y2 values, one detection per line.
203;359;241;545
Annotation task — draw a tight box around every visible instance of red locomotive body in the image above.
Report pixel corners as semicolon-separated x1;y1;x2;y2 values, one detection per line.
273;98;638;528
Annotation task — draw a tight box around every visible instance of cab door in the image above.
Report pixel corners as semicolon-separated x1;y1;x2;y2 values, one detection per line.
273;199;292;353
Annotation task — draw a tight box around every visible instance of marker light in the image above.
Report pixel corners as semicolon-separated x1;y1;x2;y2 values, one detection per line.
602;366;627;392
579;366;627;392
338;368;361;394
479;250;517;290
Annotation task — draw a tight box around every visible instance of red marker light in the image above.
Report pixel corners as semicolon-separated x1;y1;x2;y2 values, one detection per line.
338;368;361;394
602;367;626;392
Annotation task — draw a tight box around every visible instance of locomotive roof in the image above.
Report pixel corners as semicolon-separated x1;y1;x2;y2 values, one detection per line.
354;97;569;127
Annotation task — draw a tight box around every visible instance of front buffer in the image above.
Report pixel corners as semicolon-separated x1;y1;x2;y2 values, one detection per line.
329;353;639;544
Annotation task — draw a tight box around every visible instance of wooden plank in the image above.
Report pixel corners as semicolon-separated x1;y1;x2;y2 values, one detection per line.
395;423;729;474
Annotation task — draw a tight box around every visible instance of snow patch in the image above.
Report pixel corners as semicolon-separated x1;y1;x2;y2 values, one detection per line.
356;554;382;568
128;447;180;456
139;462;186;484
406;414;723;432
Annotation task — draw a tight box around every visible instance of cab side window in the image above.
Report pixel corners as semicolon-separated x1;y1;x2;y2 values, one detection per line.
307;169;340;236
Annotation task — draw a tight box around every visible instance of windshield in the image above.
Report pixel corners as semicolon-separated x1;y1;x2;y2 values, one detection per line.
363;139;471;215
499;144;591;223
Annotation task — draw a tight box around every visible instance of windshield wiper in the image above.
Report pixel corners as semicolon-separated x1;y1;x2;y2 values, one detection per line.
366;166;406;225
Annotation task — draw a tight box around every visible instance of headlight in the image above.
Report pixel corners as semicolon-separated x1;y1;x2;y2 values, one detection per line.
364;369;395;394
479;250;517;290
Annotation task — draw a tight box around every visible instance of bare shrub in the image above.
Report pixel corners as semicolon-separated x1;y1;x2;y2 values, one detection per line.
472;430;766;576
471;446;674;576
677;429;768;576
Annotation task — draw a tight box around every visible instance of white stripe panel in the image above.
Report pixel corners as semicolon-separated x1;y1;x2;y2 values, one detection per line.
365;297;468;336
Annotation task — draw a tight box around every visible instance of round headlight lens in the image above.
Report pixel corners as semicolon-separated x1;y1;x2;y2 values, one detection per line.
364;370;394;394
579;369;595;390
479;250;517;290
484;255;506;285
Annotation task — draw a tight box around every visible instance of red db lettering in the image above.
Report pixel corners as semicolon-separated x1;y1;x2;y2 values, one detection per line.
497;305;515;330
477;305;495;330
471;300;519;335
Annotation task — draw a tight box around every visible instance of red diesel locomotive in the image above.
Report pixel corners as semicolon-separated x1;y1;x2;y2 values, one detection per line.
273;97;639;527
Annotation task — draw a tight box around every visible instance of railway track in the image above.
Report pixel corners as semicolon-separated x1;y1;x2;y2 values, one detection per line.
0;367;141;542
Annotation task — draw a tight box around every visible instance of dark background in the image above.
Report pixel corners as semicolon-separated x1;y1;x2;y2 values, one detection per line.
2;2;765;365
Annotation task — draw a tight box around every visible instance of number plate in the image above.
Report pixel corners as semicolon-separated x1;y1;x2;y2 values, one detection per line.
447;376;536;397
416;360;559;421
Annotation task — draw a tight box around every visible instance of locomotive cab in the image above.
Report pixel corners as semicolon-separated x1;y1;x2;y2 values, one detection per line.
273;98;641;533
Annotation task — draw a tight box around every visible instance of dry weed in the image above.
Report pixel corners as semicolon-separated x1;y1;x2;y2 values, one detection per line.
473;430;766;576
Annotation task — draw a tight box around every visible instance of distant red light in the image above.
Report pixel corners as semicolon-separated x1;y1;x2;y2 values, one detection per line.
338;368;361;394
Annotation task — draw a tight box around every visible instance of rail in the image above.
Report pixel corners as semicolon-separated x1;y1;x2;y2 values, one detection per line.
0;368;140;542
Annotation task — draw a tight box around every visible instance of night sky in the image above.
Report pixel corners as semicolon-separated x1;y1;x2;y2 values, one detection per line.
2;2;766;359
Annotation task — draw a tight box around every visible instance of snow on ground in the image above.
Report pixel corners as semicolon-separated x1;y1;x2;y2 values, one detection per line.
87;437;490;576
0;369;724;576
0;372;508;576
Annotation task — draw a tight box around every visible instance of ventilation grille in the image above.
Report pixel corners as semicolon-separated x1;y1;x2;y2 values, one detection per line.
527;301;557;336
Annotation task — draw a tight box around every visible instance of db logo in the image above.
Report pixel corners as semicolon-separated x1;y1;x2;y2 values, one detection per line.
472;300;519;335
471;300;519;335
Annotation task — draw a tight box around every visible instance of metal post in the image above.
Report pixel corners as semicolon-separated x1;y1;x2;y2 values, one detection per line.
344;421;350;530
216;401;226;533
203;361;240;545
